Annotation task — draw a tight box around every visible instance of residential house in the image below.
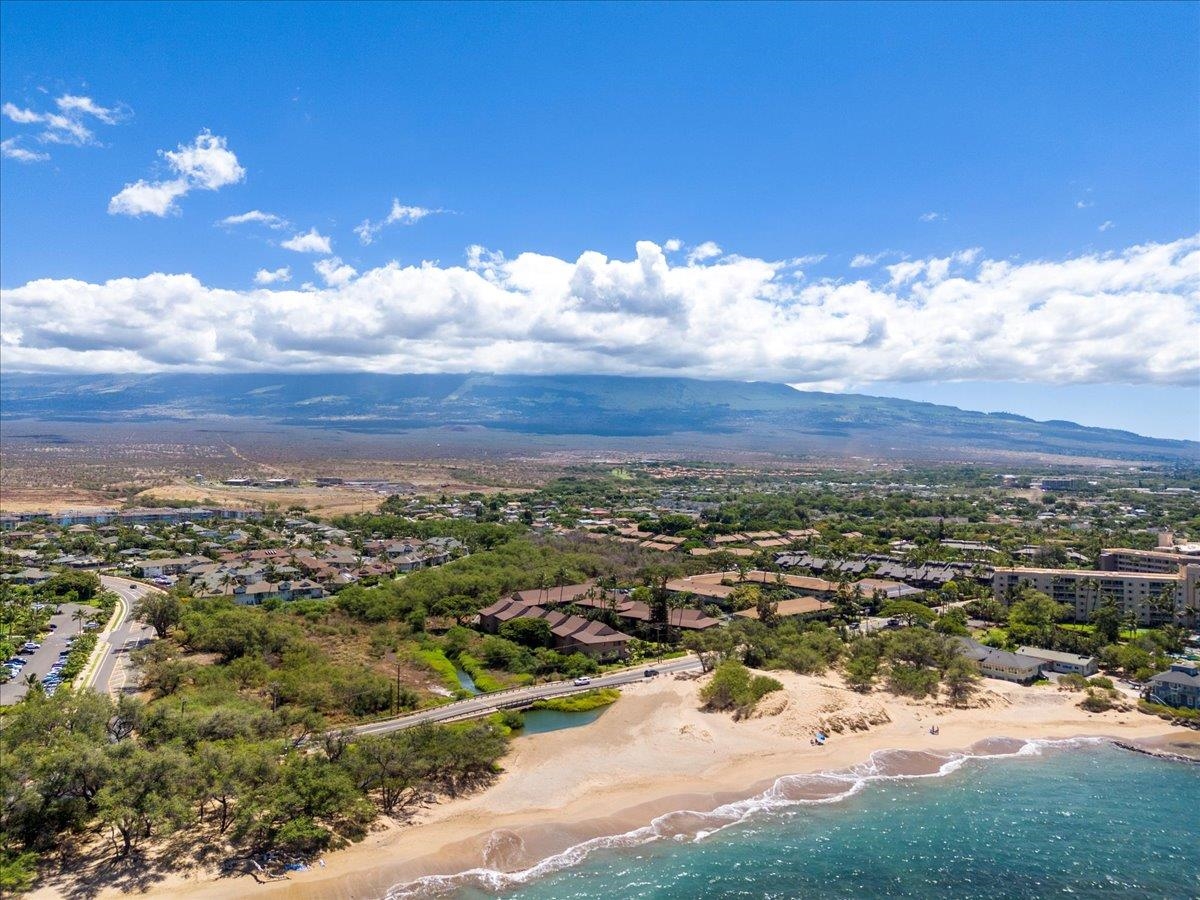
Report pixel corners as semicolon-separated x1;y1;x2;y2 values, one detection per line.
958;638;1044;684
476;597;630;659
1146;663;1200;709
1016;646;1098;677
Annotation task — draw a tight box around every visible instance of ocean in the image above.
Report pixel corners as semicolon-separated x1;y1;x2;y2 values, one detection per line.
388;739;1200;899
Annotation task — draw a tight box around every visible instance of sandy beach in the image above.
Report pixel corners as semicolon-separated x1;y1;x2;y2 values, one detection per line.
36;671;1188;900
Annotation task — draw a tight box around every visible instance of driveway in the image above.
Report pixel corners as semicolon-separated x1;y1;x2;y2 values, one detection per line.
0;601;91;705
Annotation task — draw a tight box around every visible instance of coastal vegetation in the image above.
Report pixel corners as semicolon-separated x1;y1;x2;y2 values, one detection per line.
700;660;783;718
528;688;620;713
0;688;509;891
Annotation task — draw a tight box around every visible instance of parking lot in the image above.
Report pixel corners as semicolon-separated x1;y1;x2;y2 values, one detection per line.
0;602;91;705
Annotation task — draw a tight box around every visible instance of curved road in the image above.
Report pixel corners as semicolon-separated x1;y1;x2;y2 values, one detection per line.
84;576;157;696
351;655;702;737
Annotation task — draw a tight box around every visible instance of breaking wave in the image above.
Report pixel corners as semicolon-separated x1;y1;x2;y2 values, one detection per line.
384;736;1107;898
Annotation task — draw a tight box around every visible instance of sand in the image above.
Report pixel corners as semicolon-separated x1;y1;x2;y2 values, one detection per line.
33;671;1182;900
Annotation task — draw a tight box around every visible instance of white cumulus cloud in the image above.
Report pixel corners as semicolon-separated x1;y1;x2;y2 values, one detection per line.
109;131;245;217
919;211;943;222
313;257;357;287
281;228;333;254
686;241;723;264
254;267;291;285
354;200;447;245
1;236;1196;391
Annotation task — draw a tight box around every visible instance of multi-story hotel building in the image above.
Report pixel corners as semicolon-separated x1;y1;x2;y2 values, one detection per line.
993;562;1200;627
1098;547;1200;575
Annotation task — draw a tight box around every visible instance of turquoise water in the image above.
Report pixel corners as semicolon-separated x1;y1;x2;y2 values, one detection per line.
518;706;609;735
455;668;480;695
388;740;1200;899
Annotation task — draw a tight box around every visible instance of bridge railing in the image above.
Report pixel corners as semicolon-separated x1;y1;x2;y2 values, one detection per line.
351;657;695;733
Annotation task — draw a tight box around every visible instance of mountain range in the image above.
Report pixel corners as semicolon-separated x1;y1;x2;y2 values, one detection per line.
1;372;1194;463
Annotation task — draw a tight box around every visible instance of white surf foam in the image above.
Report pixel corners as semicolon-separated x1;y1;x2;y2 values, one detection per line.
384;736;1107;898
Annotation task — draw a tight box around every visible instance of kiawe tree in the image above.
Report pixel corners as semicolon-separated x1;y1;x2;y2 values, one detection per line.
132;590;183;639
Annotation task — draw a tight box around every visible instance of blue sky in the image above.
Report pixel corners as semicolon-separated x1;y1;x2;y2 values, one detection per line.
2;2;1198;439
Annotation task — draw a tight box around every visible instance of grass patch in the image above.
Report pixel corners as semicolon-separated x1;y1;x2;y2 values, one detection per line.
1138;700;1200;724
457;653;505;693
413;647;468;697
528;688;620;713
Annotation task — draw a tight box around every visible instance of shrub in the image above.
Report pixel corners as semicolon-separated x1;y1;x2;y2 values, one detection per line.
701;660;783;718
887;665;941;698
1058;673;1089;691
1138;700;1200;723
1079;687;1118;712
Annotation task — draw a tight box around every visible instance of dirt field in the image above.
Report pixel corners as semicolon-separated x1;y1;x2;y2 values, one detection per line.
0;488;119;514
134;482;386;518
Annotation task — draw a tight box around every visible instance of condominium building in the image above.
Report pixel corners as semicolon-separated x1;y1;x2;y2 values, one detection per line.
992;563;1200;627
1099;547;1200;575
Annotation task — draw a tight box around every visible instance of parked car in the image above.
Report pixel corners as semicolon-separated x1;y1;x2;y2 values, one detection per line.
644;668;659;678
21;641;41;653
573;676;592;686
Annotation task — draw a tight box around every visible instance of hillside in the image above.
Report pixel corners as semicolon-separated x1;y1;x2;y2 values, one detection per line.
1;372;1194;463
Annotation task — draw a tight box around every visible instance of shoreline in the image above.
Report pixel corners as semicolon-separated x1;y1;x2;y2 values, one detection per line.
33;673;1192;900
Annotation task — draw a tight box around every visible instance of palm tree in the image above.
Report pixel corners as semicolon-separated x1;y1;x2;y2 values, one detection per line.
72;607;90;635
1079;577;1101;621
554;565;569;604
1151;585;1178;626
1123;609;1139;641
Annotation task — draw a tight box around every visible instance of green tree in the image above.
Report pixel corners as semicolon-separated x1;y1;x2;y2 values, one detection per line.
727;583;761;612
499;617;553;649
843;639;881;692
132;590;184;639
1006;590;1068;647
933;606;969;636
1089;598;1121;645
700;660;782;718
880;600;936;628
943;654;981;706
345;731;428;815
883;628;952;698
95;743;193;855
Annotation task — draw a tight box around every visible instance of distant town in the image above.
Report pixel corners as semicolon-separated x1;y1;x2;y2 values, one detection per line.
3;458;1198;891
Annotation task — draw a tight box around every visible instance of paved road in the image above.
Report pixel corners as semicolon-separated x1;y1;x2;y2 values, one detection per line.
87;576;156;696
0;601;90;705
351;655;703;737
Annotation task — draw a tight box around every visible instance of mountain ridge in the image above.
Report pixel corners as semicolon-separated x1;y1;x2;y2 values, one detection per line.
1;372;1194;463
